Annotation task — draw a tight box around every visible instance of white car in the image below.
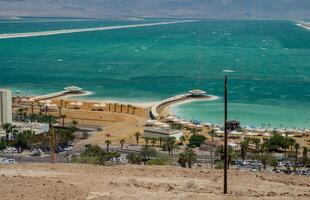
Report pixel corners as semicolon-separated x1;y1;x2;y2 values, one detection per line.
64;146;73;151
0;158;16;164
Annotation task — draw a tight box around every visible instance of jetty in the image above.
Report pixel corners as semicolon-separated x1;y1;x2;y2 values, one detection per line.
29;86;85;101
150;89;209;119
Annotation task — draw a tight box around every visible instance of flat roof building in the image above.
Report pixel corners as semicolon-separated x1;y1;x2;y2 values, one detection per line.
0;89;12;125
143;127;183;141
188;89;207;97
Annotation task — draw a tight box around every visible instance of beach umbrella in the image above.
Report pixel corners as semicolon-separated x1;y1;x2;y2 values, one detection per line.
160;124;170;129
154;121;164;126
179;121;190;125
263;132;271;137
69;102;77;108
195;124;204;130
230;131;243;135
38;100;46;106
99;103;107;108
92;104;100;109
145;120;157;126
45;100;52;104
187;123;196;128
172;118;182;123
76;102;83;106
203;122;212;127
246;132;259;136
228;142;237;148
166;116;175;121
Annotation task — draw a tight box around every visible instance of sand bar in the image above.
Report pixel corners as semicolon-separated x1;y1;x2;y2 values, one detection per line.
0;20;197;39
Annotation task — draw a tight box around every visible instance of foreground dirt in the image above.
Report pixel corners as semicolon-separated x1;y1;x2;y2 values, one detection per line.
0;163;309;200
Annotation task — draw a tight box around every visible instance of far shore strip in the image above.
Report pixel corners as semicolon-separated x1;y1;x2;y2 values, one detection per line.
0;20;197;39
296;23;310;30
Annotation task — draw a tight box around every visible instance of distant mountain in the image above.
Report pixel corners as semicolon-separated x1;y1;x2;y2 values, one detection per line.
0;0;310;19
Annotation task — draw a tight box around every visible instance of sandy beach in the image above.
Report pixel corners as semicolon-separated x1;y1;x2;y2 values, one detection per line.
0;163;309;200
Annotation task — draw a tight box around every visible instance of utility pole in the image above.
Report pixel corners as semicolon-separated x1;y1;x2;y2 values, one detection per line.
224;75;228;194
49;118;56;163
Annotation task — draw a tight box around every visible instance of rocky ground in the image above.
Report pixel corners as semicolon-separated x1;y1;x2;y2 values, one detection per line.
0;163;310;200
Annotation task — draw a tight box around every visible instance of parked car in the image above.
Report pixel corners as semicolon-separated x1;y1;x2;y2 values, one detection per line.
64;146;73;151
0;158;16;164
56;146;64;153
30;149;41;156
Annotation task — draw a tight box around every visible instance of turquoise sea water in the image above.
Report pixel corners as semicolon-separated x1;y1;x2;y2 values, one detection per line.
0;19;309;128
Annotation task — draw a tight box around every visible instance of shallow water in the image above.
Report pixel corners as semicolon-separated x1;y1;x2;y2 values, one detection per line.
0;19;309;128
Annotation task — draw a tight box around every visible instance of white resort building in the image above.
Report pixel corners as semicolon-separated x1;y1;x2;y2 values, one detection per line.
0;89;12;125
64;86;83;93
143;127;183;140
188;89;207;97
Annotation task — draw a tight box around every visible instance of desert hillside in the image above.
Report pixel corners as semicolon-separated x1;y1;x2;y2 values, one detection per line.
0;163;309;200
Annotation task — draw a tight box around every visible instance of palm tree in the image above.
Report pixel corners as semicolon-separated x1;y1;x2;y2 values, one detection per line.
240;140;249;161
30;102;34;122
114;103;117;112
150;138;158;146
184;148;197;168
49;122;56;162
208;129;216;141
178;148;197;168
12;129;19;141
134;132;141;146
143;137;150;146
163;137;176;157
105;140;112;152
302;147;309;167
287;138;296;152
179;135;186;145
269;156;278;171
127;104;131;114
132;106;135;115
178;153;187;167
294;143;300;171
159;137;164;147
227;146;237;169
259;153;270;170
2;123;16;144
252;138;260;151
120;138;126;149
2;123;11;142
60;114;66;127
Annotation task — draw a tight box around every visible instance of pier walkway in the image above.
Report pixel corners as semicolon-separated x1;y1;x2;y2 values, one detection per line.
150;93;190;119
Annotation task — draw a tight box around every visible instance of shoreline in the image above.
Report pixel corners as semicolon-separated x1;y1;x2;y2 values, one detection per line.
14;89;310;130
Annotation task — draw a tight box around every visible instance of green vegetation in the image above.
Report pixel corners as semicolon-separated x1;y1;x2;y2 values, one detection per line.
0;120;76;152
128;146;169;165
72;145;120;165
178;148;197;168
188;134;206;148
162;137;177;157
